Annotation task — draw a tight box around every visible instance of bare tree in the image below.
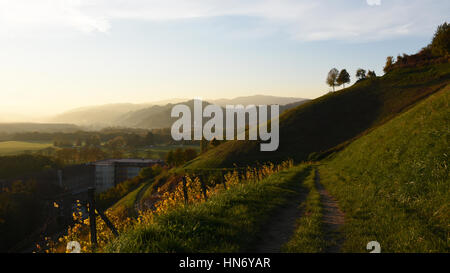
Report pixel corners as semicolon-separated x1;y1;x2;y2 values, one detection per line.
326;68;339;92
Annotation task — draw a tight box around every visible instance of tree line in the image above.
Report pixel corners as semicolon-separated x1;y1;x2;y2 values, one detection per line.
327;22;449;92
1;127;197;147
383;22;449;73
326;68;376;92
165;148;198;167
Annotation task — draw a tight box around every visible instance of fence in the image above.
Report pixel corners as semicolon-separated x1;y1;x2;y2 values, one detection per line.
42;160;293;252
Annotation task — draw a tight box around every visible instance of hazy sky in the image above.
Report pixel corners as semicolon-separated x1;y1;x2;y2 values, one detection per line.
0;0;449;119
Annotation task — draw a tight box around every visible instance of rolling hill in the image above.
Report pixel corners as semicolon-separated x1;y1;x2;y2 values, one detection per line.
50;103;153;126
185;61;450;168
210;95;307;107
318;84;449;252
115;96;308;129
50;99;189;127
115;100;210;129
106;70;450;253
50;95;307;129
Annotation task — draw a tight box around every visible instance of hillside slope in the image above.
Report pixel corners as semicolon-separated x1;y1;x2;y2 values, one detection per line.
51;103;150;126
210;95;306;107
105;165;312;253
50;96;306;129
186;62;450;168
319;85;449;252
49;99;188;126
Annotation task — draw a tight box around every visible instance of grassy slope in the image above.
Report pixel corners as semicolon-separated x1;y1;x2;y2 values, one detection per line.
109;183;148;216
186;63;450;168
0;141;53;155
105;165;312;253
319;85;449;252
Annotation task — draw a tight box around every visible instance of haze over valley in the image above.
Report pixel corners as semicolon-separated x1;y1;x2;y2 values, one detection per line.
0;95;307;130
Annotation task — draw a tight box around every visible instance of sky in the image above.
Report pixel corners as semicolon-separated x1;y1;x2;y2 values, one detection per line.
0;0;449;120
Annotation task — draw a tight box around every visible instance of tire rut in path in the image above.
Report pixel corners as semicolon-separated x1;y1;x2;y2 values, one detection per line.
314;169;345;253
252;188;307;253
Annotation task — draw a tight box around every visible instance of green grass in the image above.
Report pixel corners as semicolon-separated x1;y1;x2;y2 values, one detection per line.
104;165;311;253
319;85;449;252
282;168;327;253
0;141;53;155
109;183;148;216
186;62;450;168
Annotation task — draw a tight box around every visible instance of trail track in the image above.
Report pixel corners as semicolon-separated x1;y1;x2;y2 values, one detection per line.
314;169;345;253
252;168;345;253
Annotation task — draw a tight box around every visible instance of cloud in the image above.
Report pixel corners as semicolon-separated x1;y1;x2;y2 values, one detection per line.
0;0;110;33
0;0;448;41
367;0;381;6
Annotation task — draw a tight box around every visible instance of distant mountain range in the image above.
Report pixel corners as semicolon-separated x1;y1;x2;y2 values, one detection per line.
209;95;307;107
49;95;309;130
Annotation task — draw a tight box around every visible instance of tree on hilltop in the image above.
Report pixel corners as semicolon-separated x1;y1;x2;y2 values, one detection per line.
337;69;351;89
431;22;450;57
326;68;339;92
383;56;394;73
367;70;377;78
356;68;366;81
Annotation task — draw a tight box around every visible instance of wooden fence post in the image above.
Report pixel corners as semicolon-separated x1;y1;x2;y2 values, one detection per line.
96;209;119;237
221;173;227;190
199;175;208;201
87;187;97;249
182;176;189;205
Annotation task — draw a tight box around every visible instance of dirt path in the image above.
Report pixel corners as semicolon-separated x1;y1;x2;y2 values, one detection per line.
134;180;153;213
314;169;345;253
251;168;345;253
252;189;307;253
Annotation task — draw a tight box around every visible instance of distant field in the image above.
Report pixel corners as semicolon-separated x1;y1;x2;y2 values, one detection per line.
129;144;201;159
0;141;53;155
